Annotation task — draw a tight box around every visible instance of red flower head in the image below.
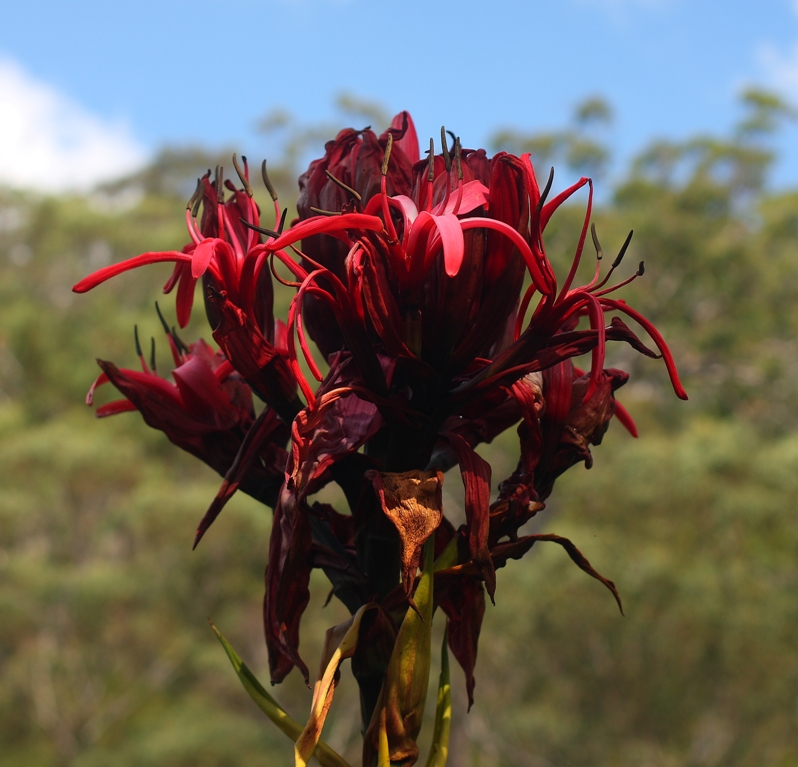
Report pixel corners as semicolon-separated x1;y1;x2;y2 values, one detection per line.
74;111;687;763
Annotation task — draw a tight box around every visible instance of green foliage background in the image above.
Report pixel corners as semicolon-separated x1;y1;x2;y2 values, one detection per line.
1;93;797;766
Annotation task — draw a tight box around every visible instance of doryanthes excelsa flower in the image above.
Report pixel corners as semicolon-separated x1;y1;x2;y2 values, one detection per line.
74;111;686;766
85;308;289;545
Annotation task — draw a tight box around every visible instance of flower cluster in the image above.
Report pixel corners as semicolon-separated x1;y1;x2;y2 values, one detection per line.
74;112;685;767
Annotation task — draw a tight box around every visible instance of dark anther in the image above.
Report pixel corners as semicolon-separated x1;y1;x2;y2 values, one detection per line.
150;337;157;373
233;153;253;197
612;230;634;269
637;261;645;276
381;132;394;176
134;325;143;357
171;327;189;354
191;181;203;218
155;301;171;335
240;218;281;238
310;207;343;216
440;126;452;172
240;207;288;238
537;167;555;212
427;138;435;183
591;223;604;260
261;160;279;201
215;165;224;204
187;177;203;212
454;136;463;181
325;169;361;201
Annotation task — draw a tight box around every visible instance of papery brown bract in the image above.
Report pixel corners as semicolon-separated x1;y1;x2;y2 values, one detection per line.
369;470;444;598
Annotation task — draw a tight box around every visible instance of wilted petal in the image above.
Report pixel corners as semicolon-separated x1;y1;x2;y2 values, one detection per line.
440;576;484;711
264;490;312;684
368;469;444;598
290;390;383;501
441;433;495;601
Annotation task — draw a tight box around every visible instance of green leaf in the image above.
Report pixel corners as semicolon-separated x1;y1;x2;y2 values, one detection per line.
424;630;452;767
211;623;352;767
365;536;436;764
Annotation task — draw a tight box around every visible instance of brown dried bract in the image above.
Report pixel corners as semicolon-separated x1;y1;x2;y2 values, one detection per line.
368;469;444;597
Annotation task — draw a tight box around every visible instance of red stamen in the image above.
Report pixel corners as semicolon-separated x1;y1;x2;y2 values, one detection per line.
601;298;688;400
86;371;110;405
460;217;551;296
556;180;593;302
185;208;202;245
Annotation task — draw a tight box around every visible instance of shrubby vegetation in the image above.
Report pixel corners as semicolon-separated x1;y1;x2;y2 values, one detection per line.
1;91;796;766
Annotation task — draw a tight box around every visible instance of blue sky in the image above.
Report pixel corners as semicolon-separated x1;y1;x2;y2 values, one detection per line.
2;0;798;191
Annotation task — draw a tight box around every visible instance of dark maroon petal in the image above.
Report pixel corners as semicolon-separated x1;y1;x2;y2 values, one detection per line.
440;577;485;710
263;490;312;685
387;111;420;165
193;407;287;549
442;432;495;601
289;389;383;501
172;354;238;425
512;533;623;614
209;290;301;423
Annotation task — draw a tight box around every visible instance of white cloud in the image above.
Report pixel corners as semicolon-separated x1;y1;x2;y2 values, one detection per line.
757;41;798;101
0;58;149;193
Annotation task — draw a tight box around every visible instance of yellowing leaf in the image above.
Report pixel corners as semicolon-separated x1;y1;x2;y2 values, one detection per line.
424;630;452;767
211;623;351;767
295;605;370;767
365;537;435;765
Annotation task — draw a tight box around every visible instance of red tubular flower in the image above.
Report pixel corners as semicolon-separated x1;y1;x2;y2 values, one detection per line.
73;162;303;423
75;112;687;760
87;324;288;534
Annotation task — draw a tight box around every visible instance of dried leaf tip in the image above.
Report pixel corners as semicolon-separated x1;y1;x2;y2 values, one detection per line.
612;230;634;269
232;153;253;197
324;169;362;201
381;132;394;176
261;160;278;201
440;126;452;172
215;165;224;204
591;223;604;260
186;177;203;213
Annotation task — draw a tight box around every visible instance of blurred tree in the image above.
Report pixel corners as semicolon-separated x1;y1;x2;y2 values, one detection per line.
1;88;797;766
492;95;613;179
